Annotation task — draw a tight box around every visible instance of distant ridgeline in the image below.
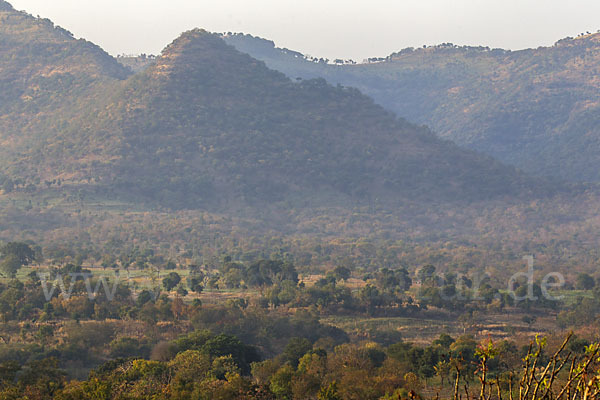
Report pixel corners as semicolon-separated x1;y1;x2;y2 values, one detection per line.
224;32;600;182
0;2;558;218
116;54;157;73
2;12;552;208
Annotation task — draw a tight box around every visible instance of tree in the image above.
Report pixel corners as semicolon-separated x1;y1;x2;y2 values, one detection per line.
360;284;383;315
0;255;21;278
169;350;211;393
433;333;455;349
270;365;294;399
434;360;450;388
137;290;154;306
201;334;260;375
188;276;204;293
318;381;342;400
403;372;422;393
377;267;412;293
0;242;36;277
417;265;436;284
162;272;181;291
575;273;595;290
0;242;36;266
101;255;117;270
332;266;351;282
283;338;313;368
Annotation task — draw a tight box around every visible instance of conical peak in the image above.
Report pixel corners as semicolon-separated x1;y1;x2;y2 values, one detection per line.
160;29;226;58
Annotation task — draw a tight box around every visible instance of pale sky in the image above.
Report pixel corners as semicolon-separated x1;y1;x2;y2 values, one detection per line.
8;0;600;60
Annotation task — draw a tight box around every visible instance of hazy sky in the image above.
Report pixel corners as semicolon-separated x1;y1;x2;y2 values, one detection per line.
8;0;600;60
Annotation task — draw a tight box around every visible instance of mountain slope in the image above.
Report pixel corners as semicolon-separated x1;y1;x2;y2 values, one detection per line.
0;0;131;179
12;29;548;210
224;33;600;182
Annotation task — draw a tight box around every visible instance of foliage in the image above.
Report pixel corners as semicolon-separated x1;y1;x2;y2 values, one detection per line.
162;272;181;291
0;17;547;212
225;32;600;182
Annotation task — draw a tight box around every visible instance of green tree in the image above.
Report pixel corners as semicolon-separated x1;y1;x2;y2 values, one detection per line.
201;334;261;375
0;242;36;266
332;266;351;282
283;338;312;368
270;365;294;399
417;264;436;284
162;272;181;291
137;290;154;306
576;273;595;290
188;276;204;293
318;381;342;400
0;255;21;278
433;333;455;349
0;242;36;277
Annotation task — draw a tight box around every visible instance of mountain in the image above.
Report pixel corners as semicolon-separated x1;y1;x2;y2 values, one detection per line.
0;0;131;180
0;5;585;250
12;28;550;210
223;32;600;182
0;3;556;212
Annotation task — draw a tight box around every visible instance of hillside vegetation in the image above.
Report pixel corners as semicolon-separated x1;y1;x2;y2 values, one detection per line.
0;12;547;211
0;1;590;254
0;0;131;182
224;32;600;182
3;5;600;399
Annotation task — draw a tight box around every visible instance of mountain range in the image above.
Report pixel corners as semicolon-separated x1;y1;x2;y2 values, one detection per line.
0;1;547;215
224;32;600;182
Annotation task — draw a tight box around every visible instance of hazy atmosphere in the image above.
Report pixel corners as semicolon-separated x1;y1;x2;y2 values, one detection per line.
3;0;600;398
9;0;600;59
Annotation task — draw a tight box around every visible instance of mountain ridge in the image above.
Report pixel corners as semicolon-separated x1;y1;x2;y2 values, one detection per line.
99;29;546;208
0;7;593;251
0;25;552;211
0;0;131;181
223;32;600;182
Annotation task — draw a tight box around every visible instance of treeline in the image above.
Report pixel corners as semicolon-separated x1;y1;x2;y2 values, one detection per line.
0;330;596;399
1;259;567;328
2;241;598;328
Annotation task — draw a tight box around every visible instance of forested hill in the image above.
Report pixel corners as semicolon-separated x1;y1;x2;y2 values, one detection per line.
0;0;130;113
0;4;553;213
223;32;600;182
39;29;548;209
0;0;131;178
